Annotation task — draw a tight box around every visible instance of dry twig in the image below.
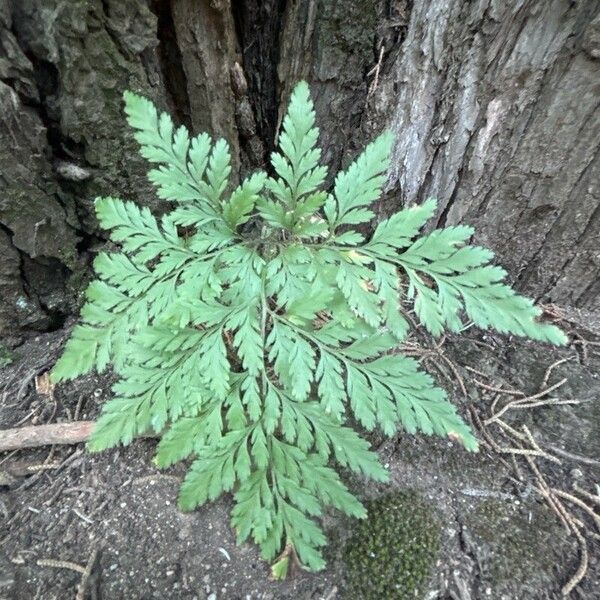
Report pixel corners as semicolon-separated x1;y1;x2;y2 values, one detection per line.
0;421;95;453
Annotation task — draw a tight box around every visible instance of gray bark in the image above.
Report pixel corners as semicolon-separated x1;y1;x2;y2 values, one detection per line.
0;0;598;334
280;0;600;309
380;0;600;308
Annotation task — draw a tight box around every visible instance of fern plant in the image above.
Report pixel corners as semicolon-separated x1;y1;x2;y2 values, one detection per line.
52;81;566;575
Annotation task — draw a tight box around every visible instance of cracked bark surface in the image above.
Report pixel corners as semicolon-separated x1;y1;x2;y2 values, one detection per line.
0;0;598;334
376;0;600;309
0;0;169;331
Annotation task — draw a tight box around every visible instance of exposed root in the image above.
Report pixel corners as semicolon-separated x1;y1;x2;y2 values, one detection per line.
551;489;600;532
36;544;98;600
484;378;568;425
75;544;98;600
561;529;588;597
466;356;596;595
367;45;385;96
437;352;467;398
573;484;600;508
37;558;86;574
464;365;491;379
541;356;575;389
473;380;524;396
546;446;600;467
571;335;600;365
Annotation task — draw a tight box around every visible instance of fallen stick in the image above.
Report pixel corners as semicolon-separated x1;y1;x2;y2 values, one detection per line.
0;421;158;453
0;421;95;452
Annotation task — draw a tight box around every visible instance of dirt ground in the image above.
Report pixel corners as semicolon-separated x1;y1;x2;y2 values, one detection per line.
1;311;599;599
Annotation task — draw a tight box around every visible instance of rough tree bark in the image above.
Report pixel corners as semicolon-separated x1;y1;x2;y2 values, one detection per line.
0;0;598;334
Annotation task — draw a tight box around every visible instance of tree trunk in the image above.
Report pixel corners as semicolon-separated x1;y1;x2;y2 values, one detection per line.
0;0;598;334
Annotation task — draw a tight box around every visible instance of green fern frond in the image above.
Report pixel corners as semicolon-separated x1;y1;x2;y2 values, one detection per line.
324;131;393;230
52;81;566;575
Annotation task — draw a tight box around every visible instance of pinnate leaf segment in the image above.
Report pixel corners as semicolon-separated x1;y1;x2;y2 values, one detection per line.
52;82;566;574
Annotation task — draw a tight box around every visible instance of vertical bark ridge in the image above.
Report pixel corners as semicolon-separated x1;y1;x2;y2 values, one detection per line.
374;0;600;309
0;0;598;334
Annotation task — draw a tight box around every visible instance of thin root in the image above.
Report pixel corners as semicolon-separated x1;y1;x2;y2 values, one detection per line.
36;558;86;575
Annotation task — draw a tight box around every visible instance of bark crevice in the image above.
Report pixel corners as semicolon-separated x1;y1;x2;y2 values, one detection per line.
150;0;192;130
231;0;287;157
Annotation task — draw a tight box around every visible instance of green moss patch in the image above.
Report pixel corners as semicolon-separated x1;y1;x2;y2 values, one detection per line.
343;490;440;599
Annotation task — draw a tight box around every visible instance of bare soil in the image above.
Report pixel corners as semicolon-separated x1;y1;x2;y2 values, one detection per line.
1;317;599;599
